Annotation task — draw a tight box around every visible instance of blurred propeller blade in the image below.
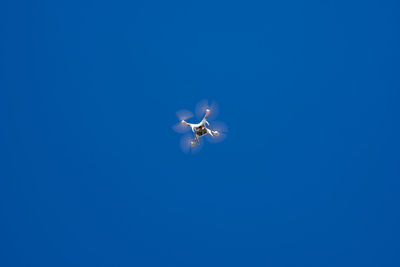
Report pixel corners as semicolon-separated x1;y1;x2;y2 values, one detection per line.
180;134;192;153
195;99;219;120
180;133;203;154
173;109;194;133
176;109;194;121
206;121;228;143
172;122;190;133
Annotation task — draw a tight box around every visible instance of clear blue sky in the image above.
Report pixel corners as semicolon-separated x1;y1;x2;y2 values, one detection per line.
1;0;399;266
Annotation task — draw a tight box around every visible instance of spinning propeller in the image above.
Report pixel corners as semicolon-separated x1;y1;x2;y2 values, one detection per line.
172;109;194;133
180;133;203;154
206;121;228;143
195;99;219;120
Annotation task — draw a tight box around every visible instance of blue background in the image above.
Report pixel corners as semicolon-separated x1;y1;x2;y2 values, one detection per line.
1;0;399;266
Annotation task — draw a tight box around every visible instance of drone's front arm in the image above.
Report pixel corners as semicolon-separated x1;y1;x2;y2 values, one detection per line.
200;109;211;125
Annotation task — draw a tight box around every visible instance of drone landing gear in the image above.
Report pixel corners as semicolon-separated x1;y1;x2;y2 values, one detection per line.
191;135;200;146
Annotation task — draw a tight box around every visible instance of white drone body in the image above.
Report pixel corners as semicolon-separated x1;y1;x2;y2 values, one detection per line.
181;109;220;146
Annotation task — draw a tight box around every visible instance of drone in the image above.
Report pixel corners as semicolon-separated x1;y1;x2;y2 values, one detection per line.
173;100;227;152
182;108;220;146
